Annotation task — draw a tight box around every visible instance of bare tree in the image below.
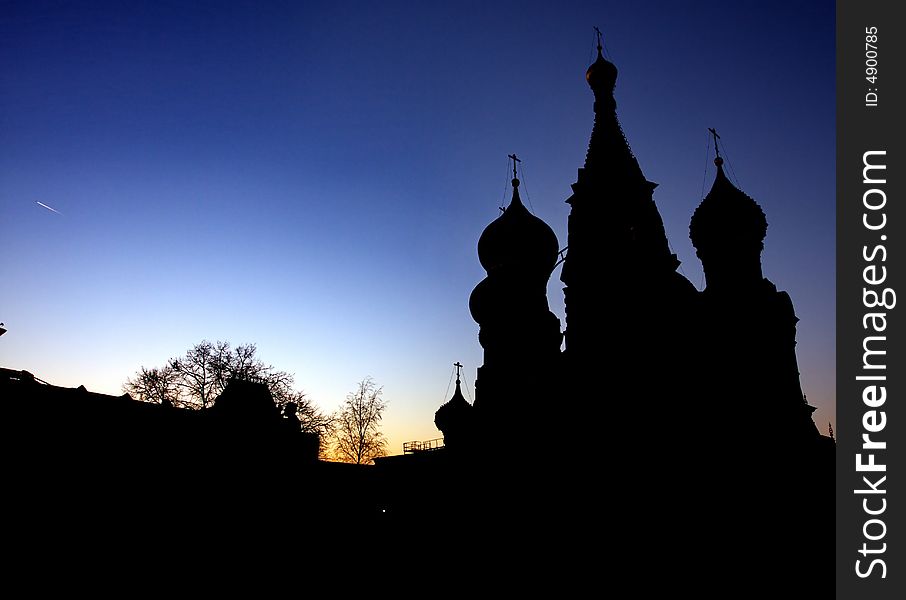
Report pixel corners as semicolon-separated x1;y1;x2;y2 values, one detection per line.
125;340;339;454
211;341;284;394
164;340;296;409
123;365;180;406
127;340;296;409
331;377;388;464
169;340;219;409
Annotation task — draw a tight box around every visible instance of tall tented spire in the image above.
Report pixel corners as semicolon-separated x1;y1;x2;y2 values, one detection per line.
559;34;696;434
577;27;646;188
560;32;687;354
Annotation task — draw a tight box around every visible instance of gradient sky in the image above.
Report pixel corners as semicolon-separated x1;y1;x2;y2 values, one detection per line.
1;1;834;453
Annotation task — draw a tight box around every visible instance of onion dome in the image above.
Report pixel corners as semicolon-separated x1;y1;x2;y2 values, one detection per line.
586;44;617;95
476;176;559;275
690;157;768;254
434;375;472;441
468;276;496;325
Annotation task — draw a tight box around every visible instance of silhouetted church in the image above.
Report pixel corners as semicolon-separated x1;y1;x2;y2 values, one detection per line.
436;34;828;455
1;32;832;589
427;34;833;592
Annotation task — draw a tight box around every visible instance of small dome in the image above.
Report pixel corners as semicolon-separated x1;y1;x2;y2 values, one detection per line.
690;162;768;252
434;380;472;438
477;179;559;275
586;48;617;94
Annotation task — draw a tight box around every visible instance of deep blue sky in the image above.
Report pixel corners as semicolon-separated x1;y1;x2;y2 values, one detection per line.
0;1;834;450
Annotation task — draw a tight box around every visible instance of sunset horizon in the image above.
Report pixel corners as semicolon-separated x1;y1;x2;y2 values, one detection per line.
1;1;834;456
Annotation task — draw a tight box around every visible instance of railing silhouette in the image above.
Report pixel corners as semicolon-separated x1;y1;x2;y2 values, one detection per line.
403;438;444;453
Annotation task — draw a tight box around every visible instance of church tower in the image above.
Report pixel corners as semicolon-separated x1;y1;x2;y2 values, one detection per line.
690;141;821;445
559;32;696;420
686;140;832;587
469;158;562;437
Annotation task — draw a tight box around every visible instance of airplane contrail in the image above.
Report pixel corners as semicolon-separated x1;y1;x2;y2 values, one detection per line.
36;201;63;215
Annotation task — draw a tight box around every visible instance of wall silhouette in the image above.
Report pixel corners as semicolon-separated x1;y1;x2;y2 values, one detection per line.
1;368;379;562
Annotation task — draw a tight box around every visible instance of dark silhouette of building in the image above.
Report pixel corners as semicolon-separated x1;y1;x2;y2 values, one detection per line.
0;30;833;589
469;160;562;440
430;33;833;593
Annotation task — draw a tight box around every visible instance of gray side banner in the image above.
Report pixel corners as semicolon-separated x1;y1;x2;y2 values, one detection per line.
837;1;904;598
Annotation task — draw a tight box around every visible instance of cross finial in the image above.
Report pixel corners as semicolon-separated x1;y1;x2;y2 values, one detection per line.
594;26;603;53
508;153;521;180
708;127;724;166
453;361;463;382
708;127;721;158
